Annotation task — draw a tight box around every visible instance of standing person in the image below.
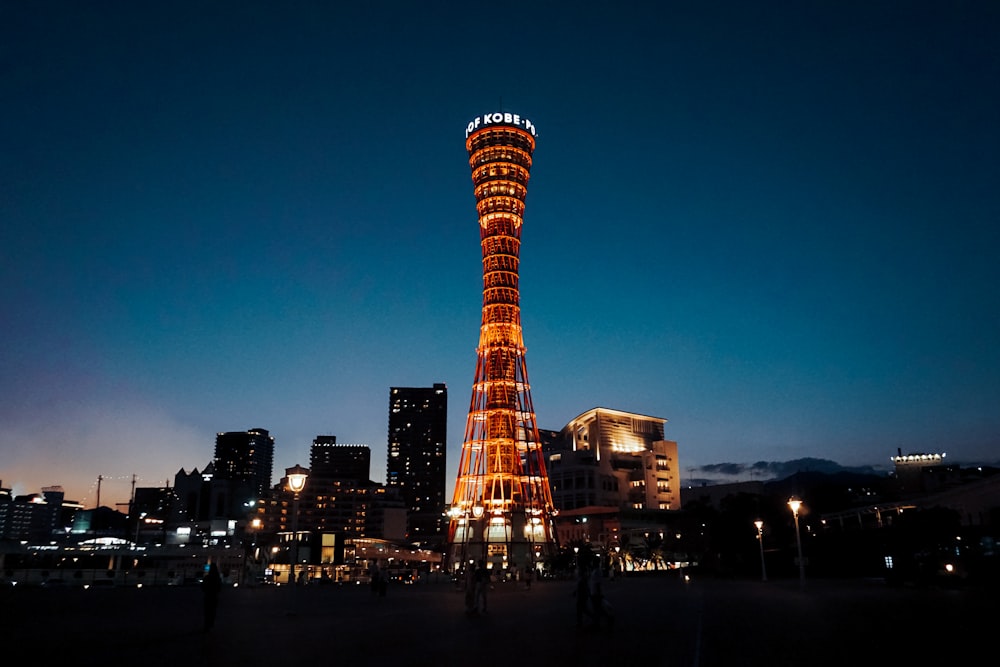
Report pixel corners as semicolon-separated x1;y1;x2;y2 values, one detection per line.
369;561;381;596
464;564;477;615
378;568;388;597
588;559;606;629
201;563;222;632
473;560;490;614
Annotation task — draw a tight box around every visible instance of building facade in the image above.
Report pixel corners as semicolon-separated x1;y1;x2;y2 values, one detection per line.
0;485;75;542
253;444;407;545
387;384;448;542
548;407;681;513
311;436;372;482
213;428;274;507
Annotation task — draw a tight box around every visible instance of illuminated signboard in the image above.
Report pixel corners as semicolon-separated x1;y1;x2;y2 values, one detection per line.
465;112;536;138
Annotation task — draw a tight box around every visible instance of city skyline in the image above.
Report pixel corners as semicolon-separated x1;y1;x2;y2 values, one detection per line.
3;3;999;508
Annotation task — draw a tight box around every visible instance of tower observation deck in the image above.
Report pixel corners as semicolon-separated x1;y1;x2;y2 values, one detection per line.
447;112;558;572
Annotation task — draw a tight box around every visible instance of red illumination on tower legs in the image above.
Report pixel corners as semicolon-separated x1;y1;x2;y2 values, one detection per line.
447;115;558;573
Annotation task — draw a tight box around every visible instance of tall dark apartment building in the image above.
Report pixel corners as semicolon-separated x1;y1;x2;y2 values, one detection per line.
387;383;447;542
291;436;404;541
214;428;275;507
310;435;372;482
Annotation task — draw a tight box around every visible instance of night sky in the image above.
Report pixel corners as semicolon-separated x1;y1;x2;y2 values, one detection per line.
3;2;998;508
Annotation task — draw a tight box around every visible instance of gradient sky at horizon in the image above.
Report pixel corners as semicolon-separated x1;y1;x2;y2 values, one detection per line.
3;2;998;509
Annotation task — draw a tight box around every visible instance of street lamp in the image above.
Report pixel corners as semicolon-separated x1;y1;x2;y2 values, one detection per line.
471;504;485;564
788;498;805;588
286;465;310;586
754;519;767;582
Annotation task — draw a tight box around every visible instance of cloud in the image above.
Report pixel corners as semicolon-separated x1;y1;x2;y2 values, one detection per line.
689;457;882;485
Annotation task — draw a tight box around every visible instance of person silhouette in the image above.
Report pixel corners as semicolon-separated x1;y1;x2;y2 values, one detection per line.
588;559;606;629
464;564;477;615
201;563;223;631
369;561;381;596
473;561;490;614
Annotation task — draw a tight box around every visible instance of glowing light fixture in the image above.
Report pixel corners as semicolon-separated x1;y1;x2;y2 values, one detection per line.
285;464;310;587
286;465;309;494
753;519;767;582
788;498;805;588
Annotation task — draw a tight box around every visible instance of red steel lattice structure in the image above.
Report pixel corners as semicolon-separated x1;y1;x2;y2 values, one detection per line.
447;112;558;570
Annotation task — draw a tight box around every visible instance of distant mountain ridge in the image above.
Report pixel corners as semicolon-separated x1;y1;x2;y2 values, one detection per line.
687;457;883;487
686;455;1000;494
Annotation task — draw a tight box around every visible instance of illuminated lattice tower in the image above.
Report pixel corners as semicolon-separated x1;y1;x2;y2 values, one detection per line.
447;112;558;571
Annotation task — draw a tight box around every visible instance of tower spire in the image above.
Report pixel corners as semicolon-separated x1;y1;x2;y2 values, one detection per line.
447;112;557;573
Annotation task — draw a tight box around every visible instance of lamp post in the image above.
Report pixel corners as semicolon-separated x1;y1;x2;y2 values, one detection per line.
788;498;805;588
472;504;485;565
286;465;309;587
754;519;767;582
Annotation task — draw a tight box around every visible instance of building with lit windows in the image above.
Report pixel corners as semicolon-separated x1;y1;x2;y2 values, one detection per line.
0;486;76;542
292;478;406;541
310;435;372;482
213;428;274;506
890;449;954;494
256;438;407;541
548;407;681;513
387;384;448;542
252;470;407;583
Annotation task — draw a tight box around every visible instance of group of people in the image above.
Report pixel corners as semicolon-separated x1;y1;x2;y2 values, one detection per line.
461;557;612;629
464;560;491;615
203;557;612;632
463;560;540;616
575;559;614;630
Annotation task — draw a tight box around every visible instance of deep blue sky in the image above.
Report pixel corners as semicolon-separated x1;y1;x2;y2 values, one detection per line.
3;2;998;508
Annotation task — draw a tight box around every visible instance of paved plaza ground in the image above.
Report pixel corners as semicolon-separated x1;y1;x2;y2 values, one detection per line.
1;572;994;666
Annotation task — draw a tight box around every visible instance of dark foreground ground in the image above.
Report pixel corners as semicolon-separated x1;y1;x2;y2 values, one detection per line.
1;573;994;667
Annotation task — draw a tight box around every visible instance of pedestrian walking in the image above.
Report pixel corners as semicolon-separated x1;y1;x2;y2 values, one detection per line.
473;560;490;614
201;563;222;632
464;565;477;615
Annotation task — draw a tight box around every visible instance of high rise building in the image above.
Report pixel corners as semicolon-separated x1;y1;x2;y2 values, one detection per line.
214;428;274;508
299;437;403;540
310;435;372;482
387;383;448;542
447;112;557;570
